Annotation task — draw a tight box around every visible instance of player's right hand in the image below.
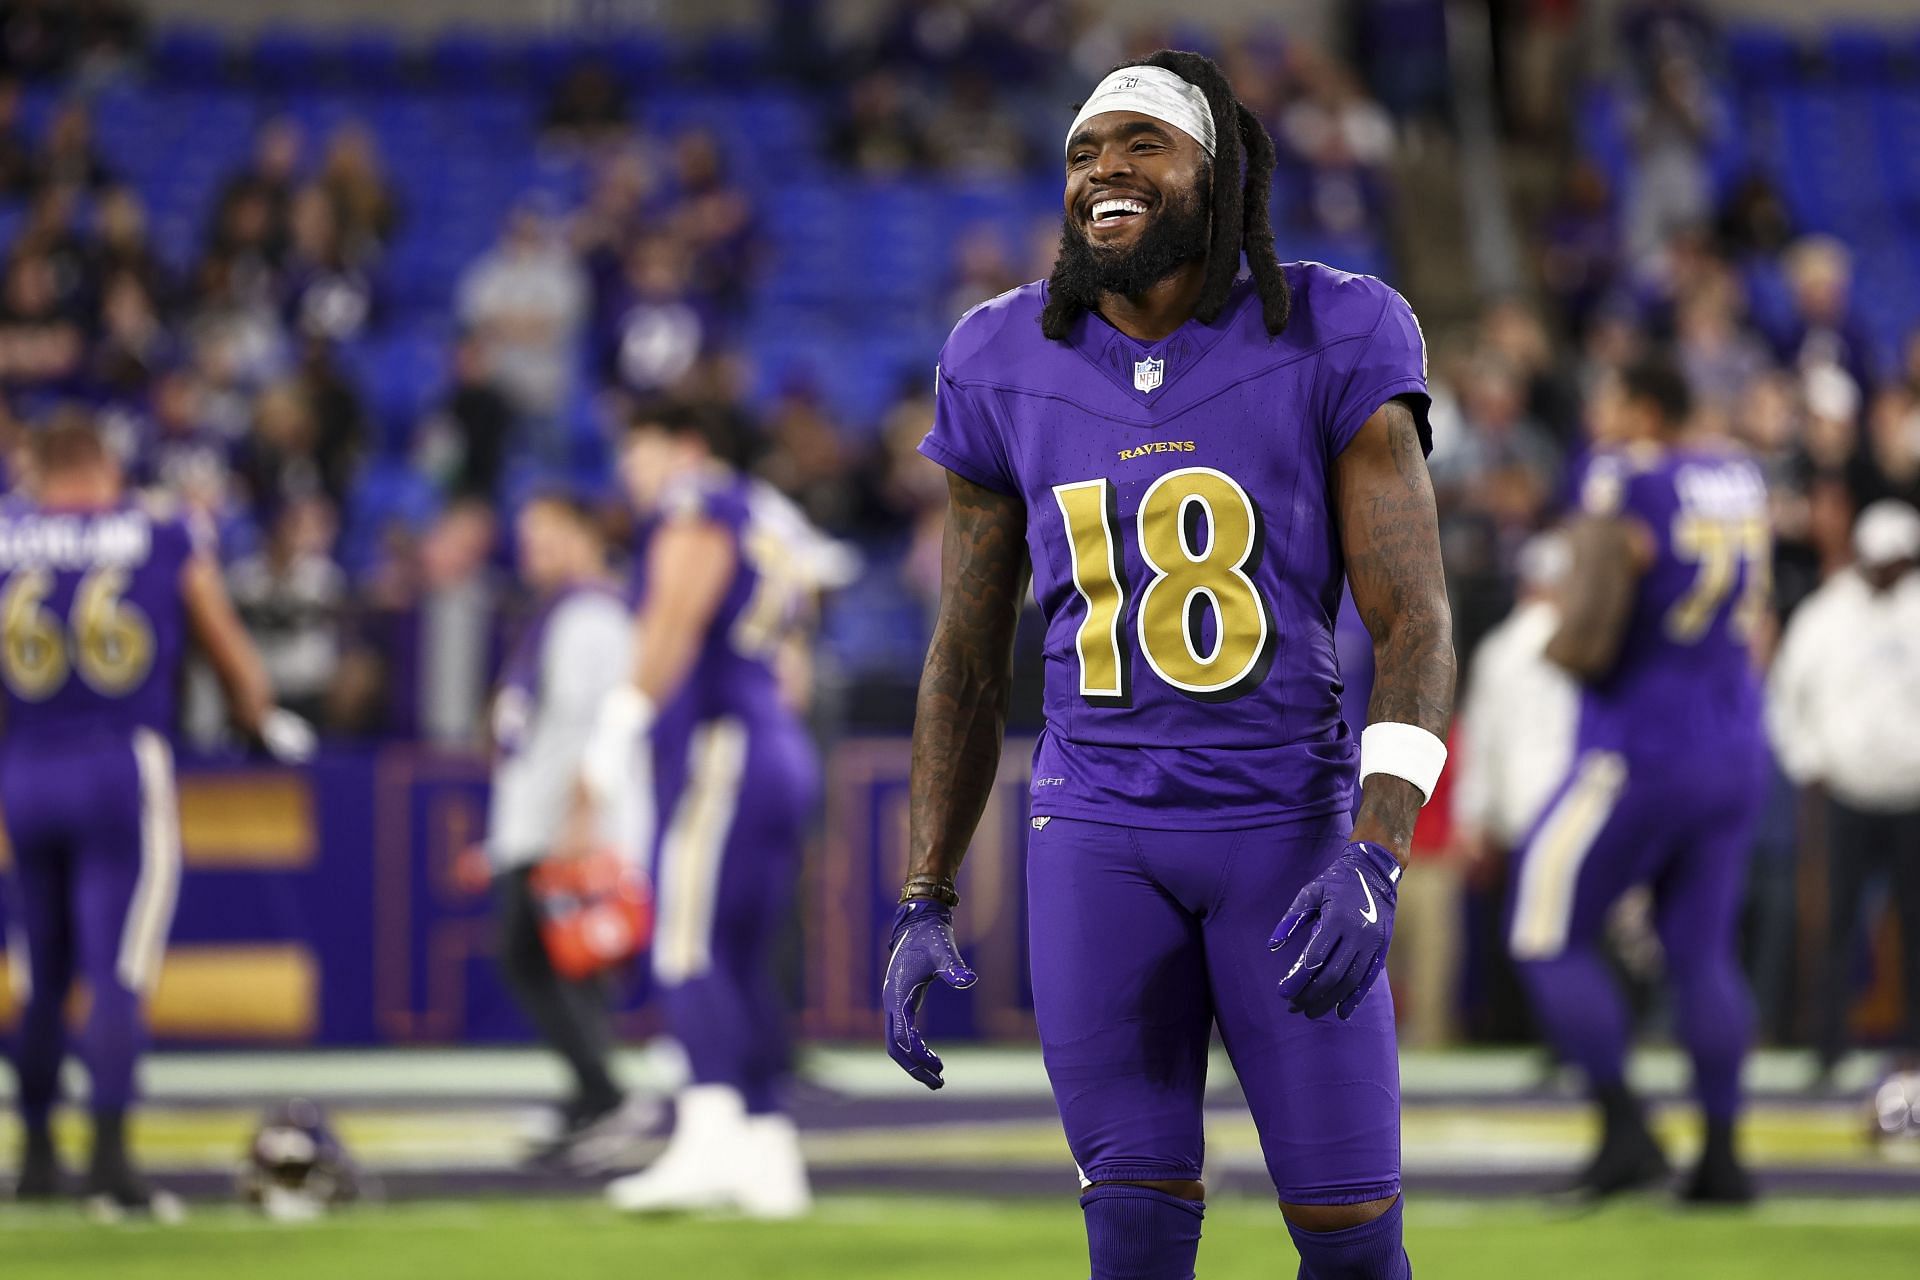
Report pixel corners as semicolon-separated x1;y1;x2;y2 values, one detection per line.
882;901;977;1090
259;708;317;763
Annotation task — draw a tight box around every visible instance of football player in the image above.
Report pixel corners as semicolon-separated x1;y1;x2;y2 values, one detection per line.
1;416;312;1217
883;52;1453;1279
1509;358;1771;1202
587;404;837;1219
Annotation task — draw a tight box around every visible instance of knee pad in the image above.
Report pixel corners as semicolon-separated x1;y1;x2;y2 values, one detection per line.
1080;1183;1204;1280
1287;1195;1409;1280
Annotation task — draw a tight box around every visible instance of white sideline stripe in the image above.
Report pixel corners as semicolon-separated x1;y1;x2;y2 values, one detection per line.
653;718;748;983
119;727;181;994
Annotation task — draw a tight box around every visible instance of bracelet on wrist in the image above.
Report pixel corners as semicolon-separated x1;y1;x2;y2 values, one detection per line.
898;875;960;908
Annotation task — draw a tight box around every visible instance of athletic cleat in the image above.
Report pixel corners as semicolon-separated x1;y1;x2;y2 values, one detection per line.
734;1114;812;1220
14;1130;67;1201
1572;1116;1670;1199
606;1084;749;1214
560;1093;667;1175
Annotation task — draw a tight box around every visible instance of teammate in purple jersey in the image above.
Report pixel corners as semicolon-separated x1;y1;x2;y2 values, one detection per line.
1509;358;1770;1203
584;403;836;1219
882;52;1455;1280
1;417;311;1217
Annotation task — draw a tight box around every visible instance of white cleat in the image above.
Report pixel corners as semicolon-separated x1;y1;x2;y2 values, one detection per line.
735;1114;811;1221
606;1084;748;1214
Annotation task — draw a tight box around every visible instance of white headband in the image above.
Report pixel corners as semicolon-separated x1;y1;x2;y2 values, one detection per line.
1065;66;1216;159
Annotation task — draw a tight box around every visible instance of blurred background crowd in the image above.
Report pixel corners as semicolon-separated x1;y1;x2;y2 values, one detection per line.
0;0;1916;1053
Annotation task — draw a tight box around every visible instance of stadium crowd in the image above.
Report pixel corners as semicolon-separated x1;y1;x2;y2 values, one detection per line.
0;2;1915;1051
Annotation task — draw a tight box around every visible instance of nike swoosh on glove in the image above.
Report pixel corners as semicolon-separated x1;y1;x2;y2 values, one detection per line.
881;900;977;1090
1269;841;1401;1020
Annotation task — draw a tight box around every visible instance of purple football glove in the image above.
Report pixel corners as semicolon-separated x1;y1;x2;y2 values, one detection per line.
1270;841;1401;1020
882;900;977;1090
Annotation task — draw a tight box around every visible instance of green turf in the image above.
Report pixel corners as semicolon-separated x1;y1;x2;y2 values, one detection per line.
4;1196;1919;1279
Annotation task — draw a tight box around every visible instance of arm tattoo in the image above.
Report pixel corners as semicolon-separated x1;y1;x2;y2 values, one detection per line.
1336;399;1457;861
907;473;1031;885
1544;516;1641;679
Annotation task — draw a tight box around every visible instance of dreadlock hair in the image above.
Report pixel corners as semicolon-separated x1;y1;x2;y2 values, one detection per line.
1041;49;1292;342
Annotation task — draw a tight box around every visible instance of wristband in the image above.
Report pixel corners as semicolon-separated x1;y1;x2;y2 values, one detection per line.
899;875;960;908
1359;722;1448;805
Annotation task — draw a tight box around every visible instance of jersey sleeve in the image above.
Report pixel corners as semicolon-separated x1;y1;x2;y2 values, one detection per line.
917;365;1019;496
1324;284;1432;458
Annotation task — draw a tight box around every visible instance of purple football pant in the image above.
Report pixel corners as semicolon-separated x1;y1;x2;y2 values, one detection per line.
1508;744;1765;1122
652;715;815;1116
1028;817;1401;1205
2;730;180;1127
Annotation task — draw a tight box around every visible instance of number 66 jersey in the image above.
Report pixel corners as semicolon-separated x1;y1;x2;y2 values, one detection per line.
0;498;195;743
918;264;1429;830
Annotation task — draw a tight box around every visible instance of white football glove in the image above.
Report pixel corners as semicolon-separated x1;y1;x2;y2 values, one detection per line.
259;708;318;763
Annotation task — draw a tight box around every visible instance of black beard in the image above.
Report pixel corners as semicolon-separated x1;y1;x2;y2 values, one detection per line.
1049;184;1212;311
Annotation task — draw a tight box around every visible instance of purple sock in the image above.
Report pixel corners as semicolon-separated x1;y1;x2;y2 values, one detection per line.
1288;1196;1410;1280
1517;950;1629;1091
1080;1184;1204;1280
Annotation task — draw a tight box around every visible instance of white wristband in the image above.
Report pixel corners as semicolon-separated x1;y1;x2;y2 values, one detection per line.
1359;722;1448;805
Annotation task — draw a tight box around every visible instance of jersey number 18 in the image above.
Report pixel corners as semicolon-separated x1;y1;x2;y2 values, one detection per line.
1053;466;1277;706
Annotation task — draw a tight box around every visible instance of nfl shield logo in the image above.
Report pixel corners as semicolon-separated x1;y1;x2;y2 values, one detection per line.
1133;357;1164;393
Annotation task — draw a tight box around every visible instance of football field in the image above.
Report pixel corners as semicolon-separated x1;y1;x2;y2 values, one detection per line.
4;1195;1920;1279
4;1046;1919;1276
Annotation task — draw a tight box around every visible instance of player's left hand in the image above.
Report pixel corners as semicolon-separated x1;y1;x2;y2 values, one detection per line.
881;901;977;1090
1270;841;1401;1020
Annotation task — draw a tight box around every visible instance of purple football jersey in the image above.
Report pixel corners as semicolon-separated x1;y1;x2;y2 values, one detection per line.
918;265;1430;829
0;499;197;743
1575;444;1769;754
631;472;816;730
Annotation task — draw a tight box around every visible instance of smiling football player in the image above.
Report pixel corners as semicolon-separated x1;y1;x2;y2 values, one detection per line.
881;50;1455;1280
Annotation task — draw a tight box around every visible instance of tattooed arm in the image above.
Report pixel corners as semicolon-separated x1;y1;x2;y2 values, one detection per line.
904;472;1031;892
1543;515;1650;680
1334;398;1457;866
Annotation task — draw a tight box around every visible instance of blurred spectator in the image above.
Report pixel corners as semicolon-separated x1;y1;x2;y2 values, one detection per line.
542;60;630;149
1481;298;1581;447
282;184;374;344
661;131;757;310
18;183;90;312
91;186;169;303
1861;388;1920;512
1538;162;1619;337
457;201;588;458
1714;171;1794;262
416;332;514;502
88;269;169;398
1768;236;1876;396
233;380;324;521
1452;532;1577;866
759;380;857;532
1674;271;1767;432
602;232;705;398
317;122;400;264
830;70;929;176
417;500;502;746
34;100;110;193
1768;501;1920;1077
229;495;347;725
0;77;30;196
0;248;83;394
212;116;304;263
923;70;1033;175
142;367;233;522
1622;53;1723;272
297;339;367;508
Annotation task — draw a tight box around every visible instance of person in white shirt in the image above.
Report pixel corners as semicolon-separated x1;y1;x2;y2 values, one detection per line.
1769;499;1920;1074
1453;532;1579;860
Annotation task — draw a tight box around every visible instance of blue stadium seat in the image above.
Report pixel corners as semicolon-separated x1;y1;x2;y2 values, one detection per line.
340;28;406;91
250;26;325;88
150;24;229;86
1725;27;1801;87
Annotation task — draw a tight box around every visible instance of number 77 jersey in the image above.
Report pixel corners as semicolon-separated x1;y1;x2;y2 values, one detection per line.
918;264;1431;830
